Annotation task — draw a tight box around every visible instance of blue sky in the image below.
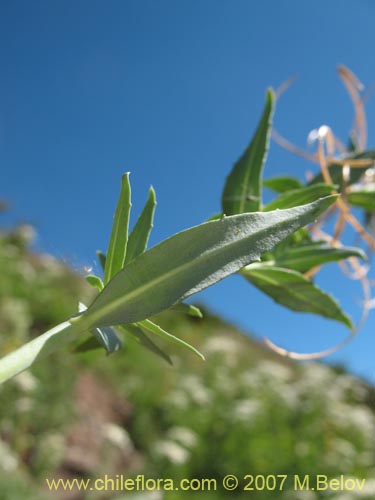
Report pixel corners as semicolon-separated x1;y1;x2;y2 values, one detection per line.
1;0;374;381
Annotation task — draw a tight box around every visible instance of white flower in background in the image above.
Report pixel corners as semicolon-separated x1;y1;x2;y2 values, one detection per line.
14;370;38;392
298;363;334;389
203;335;239;355
232;399;261;422
38;433;66;467
335;374;368;401
323;438;356;470
240;369;261;390
153;440;189;465
167;427;198;449
165;389;189;410
0;439;18;472
102;423;134;452
15;397;33;413
213;369;237;395
180;375;212;405
256;360;292;383
347;407;375;441
276;384;299;409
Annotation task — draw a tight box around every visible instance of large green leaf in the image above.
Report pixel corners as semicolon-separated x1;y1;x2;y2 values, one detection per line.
309;150;375;187
222;89;275;215
104;173;132;284
80;196;337;329
125;186;157;265
241;264;352;328
274;243;367;273
263;184;336;211
347;183;375;211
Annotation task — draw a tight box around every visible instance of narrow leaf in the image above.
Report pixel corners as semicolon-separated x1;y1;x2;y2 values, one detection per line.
104;173;132;284
263;176;303;193
171;303;203;318
138;319;205;360
263;184;336;211
274;244;367;273
119;324;172;365
85;275;104;291
96;250;106;271
242;265;352;329
80;196;337;329
222;89;275;214
125;186;156;264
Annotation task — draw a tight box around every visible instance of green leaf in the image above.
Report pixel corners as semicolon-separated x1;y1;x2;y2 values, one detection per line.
138;319;204;360
222;89;275;215
78;303;122;354
171;303;203;318
347;183;375;211
96;250;106;271
120;324;172;365
0;320;82;384
309;150;375;187
92;326;122;354
104;173;132;284
274;243;367;273
80;196;337;330
85;274;104;291
125;186;156;265
241;265;352;329
263;183;336;211
263;176;303;193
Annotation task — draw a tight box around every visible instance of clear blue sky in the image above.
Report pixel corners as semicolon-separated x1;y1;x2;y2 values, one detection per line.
1;0;374;382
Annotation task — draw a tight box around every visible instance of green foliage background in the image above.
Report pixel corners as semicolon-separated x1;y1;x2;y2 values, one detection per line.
0;223;374;500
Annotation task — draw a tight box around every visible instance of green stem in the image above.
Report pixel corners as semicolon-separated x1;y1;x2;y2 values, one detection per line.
0;318;87;384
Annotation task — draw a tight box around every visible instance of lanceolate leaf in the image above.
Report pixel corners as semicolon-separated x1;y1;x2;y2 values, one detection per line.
222;89;275;215
80;196;337;330
347;183;375;211
138;319;204;360
104;173;132;284
263;176;303;193
119;324;172;365
241;265;352;329
125;186;156;265
274;244;367;273
263;184;336;211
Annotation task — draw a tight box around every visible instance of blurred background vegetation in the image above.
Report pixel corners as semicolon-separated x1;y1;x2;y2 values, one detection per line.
0;215;374;500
